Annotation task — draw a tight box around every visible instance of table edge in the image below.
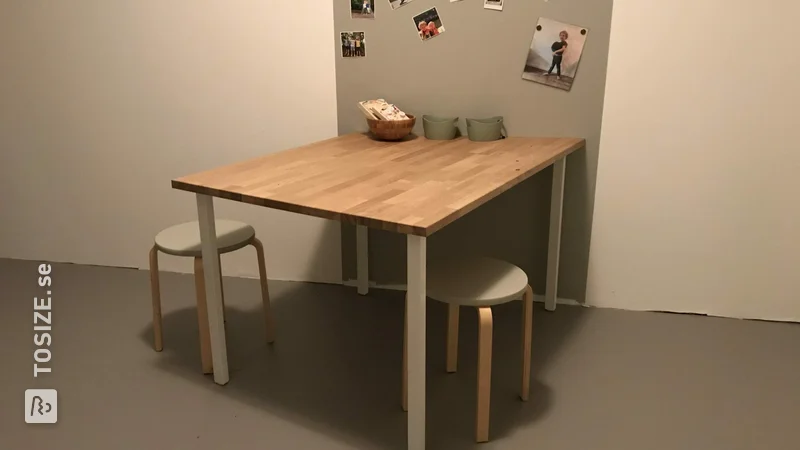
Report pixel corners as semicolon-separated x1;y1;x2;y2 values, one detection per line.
171;179;431;236
171;137;586;237
422;138;585;235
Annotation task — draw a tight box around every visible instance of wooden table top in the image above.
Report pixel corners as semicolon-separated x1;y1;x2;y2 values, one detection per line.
172;133;585;236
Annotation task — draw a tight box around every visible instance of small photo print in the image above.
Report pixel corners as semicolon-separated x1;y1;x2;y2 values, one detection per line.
341;31;366;58
522;17;589;91
412;7;445;42
389;0;415;11
351;0;375;19
484;0;503;11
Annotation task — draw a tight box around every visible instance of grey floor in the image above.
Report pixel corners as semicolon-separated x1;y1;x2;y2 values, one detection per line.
1;258;799;450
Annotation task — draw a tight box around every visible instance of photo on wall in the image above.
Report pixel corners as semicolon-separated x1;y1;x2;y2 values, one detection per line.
484;0;503;11
388;0;415;10
412;7;446;42
341;31;366;58
351;0;375;19
522;17;589;91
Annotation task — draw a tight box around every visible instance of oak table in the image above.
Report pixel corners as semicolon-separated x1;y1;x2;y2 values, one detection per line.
172;133;584;450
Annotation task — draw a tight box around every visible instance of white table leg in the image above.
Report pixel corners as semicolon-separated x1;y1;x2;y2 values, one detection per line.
545;157;566;312
407;235;426;450
196;194;229;385
356;225;369;295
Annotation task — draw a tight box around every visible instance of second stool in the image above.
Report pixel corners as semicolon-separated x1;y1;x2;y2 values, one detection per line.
402;256;533;442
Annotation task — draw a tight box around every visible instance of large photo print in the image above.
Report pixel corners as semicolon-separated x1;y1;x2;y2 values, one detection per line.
522;17;589;91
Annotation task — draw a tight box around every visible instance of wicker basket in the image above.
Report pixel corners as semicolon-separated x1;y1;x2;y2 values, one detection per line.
366;115;416;141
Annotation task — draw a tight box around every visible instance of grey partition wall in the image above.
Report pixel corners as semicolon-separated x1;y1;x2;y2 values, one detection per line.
334;0;613;302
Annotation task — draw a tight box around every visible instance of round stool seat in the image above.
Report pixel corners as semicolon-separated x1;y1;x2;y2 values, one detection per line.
154;220;255;257
427;257;528;307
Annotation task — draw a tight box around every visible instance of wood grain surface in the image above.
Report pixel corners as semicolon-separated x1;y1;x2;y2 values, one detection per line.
172;133;585;236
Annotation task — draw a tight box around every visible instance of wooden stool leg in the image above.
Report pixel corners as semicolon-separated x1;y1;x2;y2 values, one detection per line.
149;246;163;352
251;238;275;344
521;285;534;401
476;307;493;443
446;303;459;373
402;294;408;412
194;257;213;374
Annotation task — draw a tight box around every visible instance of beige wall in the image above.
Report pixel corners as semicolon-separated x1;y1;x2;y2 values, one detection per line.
5;0;793;321
0;2;342;282
587;0;800;320
335;0;613;301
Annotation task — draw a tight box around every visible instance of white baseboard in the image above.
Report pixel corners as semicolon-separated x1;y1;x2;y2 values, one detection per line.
341;279;583;307
334;279;797;323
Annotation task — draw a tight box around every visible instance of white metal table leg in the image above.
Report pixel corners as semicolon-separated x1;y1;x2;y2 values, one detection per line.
545;157;566;312
407;235;426;450
196;194;229;385
356;225;369;295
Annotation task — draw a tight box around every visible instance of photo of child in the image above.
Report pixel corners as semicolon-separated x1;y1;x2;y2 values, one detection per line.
522;17;589;91
484;0;503;11
548;30;569;78
341;31;366;58
412;7;446;42
351;0;375;19
388;0;415;11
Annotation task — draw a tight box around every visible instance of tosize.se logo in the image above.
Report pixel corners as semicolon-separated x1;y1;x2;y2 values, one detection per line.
25;389;57;423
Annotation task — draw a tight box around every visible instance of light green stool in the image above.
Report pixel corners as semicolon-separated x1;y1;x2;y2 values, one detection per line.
149;219;275;374
401;256;534;442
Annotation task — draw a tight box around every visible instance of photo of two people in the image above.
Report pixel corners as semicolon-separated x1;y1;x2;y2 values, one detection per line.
412;7;446;42
522;17;589;91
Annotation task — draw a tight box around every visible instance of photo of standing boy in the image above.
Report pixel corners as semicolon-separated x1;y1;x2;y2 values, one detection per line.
546;30;569;79
522;17;589;91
